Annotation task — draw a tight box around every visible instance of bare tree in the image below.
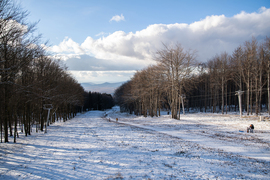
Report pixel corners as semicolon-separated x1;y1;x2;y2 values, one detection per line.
264;37;270;114
155;43;197;119
238;38;257;115
0;0;87;143
0;0;38;142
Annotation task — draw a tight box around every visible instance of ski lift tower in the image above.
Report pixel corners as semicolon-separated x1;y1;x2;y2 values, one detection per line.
43;104;53;133
235;90;244;118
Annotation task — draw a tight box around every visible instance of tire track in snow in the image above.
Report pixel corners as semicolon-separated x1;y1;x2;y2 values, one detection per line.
106;113;270;162
103;114;270;179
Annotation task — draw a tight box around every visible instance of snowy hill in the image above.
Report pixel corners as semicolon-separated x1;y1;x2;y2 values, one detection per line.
0;109;269;179
81;82;125;94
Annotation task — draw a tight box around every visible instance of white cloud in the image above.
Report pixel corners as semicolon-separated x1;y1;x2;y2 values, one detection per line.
64;54;147;71
49;7;270;82
110;14;125;22
95;31;108;37
80;7;270;62
1;19;28;47
49;37;85;55
69;70;135;83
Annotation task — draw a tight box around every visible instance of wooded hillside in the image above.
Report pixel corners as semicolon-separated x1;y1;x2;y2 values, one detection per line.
114;37;270;119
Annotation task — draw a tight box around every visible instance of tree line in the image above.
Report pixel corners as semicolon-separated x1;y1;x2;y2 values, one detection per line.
0;0;116;143
114;37;270;119
0;0;86;143
83;91;114;111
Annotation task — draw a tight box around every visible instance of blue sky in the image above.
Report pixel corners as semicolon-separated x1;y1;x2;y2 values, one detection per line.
19;0;270;83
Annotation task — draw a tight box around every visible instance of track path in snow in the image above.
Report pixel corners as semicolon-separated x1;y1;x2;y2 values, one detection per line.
106;111;270;162
0;110;269;179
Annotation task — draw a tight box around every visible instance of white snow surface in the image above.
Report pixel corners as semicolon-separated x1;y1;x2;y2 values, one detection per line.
0;107;270;179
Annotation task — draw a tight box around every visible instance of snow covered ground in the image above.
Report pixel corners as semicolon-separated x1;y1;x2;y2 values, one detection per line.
0;107;269;179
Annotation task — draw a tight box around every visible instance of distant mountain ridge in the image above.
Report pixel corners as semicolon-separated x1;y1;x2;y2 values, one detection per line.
81;82;125;94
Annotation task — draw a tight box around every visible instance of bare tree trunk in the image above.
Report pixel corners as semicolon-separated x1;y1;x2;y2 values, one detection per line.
4;88;9;142
255;78;259;116
158;92;161;117
14;112;17;143
205;77;207;112
222;77;224;114
268;61;270;115
247;75;250;115
225;82;228;114
0;114;2;143
213;85;217;113
9;110;13;137
178;96;181;120
250;80;253;115
155;95;158;117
